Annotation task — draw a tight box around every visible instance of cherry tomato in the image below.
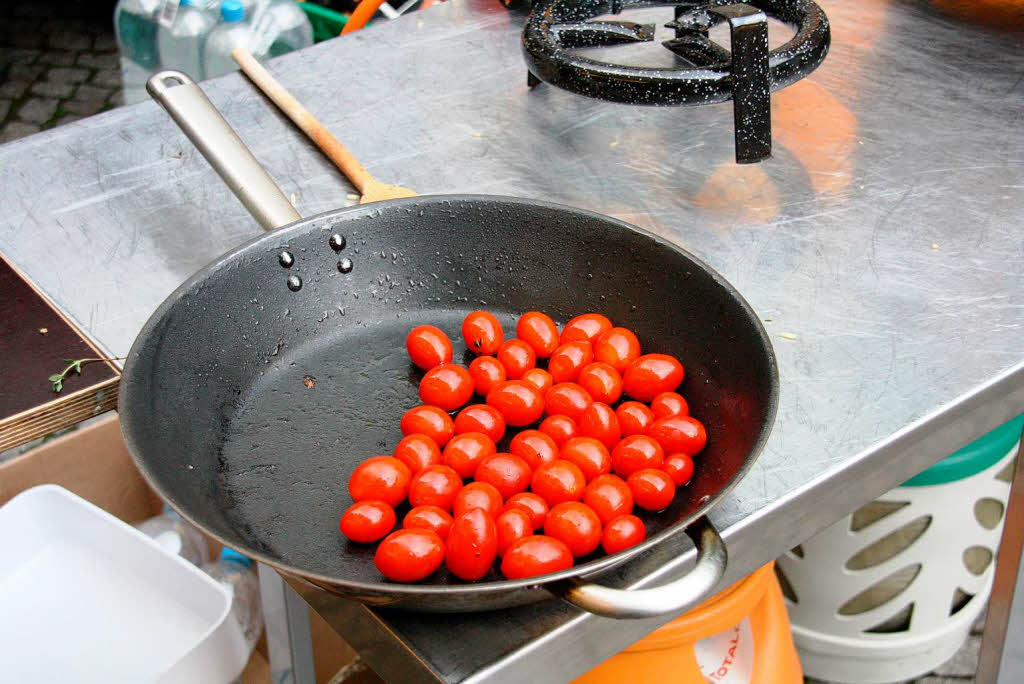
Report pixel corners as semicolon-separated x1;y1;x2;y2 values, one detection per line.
548;341;594;383
375;529;444;582
394;434;442;474
496;508;533;556
406;324;453;370
647;415;707;455
453;481;504;518
521;368;553;394
474;453;532;500
501;535;574;579
516;312;560;358
544;502;602;557
611;435;665;478
560;437;611;482
531;459;586;506
583;474;634;525
339;500;395;543
401;405;455;446
403;505;454;539
446;509;498;580
504;492;549;530
577;402;621;450
462;310;504;355
443;432;497;479
468;356;506;396
602;514;646;555
539;414;578;447
454;404;506;443
651;392;689;418
509;429;559;470
616;401;655;437
408;465;462;511
486;380;545;426
560;313;613;346
419;363;475;411
576;362;623;404
628;469;676;511
663;453;695;486
349;456;411;507
622;354;684;402
544;382;593;422
593;327;641;372
497;339;537;380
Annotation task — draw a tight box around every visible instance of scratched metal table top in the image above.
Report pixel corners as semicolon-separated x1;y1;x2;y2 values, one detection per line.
1;0;1022;681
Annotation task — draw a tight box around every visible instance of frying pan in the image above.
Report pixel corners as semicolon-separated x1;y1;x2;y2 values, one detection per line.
119;71;779;618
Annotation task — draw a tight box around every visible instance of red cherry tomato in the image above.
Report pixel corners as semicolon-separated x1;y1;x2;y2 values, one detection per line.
401;405;455;446
406;325;453;370
504;492;549;530
486;380;545;426
375;529;444;582
497;339;537;380
539;414;578;447
531;459;586;506
577;402;622;450
622;354;684;402
446;509;499;580
616;401;655;437
548;341;594;383
454;404;506;443
408;465;462;511
663;453;695;486
349;456;411;507
443;432;496;479
496;508;533;556
403;505;454;539
509;429;559;470
544;382;593;422
647;415;707;455
593;327;641;372
453;481;504;518
394;434;443;474
576;362;623;404
462;311;504;355
516;312;560;358
475;453;532;500
559;437;611;482
521;368;553;394
602;514;646;554
651;392;689;418
611;435;665;478
560;313;613;346
583;474;634;524
419;363;475;411
628;469;676;511
468;356;506;396
339;500;396;543
501;535;574;579
544;502;602;557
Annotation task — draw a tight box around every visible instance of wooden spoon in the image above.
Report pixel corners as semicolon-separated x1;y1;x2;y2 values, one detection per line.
231;48;417;204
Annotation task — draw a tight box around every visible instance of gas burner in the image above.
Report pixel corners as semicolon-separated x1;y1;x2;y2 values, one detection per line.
522;0;830;163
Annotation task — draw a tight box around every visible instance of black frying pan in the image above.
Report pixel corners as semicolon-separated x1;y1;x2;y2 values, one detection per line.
119;72;778;618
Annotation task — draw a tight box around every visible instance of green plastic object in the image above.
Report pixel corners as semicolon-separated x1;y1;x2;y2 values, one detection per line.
902;413;1024;487
299;2;348;43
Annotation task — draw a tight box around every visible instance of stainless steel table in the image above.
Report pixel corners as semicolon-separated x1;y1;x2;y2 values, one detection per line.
1;0;1021;681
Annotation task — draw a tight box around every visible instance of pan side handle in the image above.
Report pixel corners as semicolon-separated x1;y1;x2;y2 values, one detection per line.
147;71;301;232
553;516;726;619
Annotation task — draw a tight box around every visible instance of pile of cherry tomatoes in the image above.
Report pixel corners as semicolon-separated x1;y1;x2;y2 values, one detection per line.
339;311;707;583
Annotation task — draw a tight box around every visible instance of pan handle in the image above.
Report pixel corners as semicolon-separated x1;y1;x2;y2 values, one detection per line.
553;516;726;619
147;70;301;231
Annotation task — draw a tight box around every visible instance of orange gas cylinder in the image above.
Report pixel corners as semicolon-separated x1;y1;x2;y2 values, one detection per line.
574;563;800;684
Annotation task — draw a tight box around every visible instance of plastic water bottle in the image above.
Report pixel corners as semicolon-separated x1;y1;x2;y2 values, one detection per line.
250;0;313;58
203;0;254;78
203;548;264;654
136;507;212;567
114;0;164;103
157;0;217;79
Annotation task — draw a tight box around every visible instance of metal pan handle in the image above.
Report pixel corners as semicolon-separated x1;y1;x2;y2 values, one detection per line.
147;70;301;231
554;516;726;619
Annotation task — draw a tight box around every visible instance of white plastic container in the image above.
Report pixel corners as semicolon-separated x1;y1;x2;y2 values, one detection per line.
157;0;218;80
203;0;255;78
0;485;250;683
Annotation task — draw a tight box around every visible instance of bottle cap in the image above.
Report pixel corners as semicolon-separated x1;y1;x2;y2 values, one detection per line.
180;0;195;6
221;0;245;22
220;547;253;566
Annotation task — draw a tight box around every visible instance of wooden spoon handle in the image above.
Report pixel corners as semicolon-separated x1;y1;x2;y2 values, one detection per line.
231;47;375;194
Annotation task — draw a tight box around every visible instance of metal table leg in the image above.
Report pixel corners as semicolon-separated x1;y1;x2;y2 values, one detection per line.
259;564;317;684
